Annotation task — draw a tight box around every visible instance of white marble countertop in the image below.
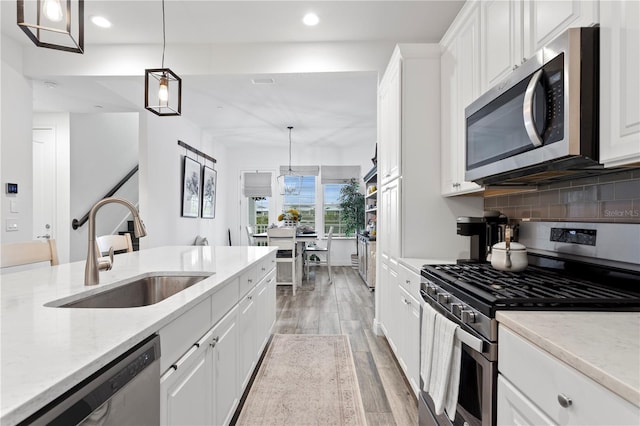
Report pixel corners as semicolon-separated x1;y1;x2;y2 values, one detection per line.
398;258;456;274
496;311;640;407
0;245;276;426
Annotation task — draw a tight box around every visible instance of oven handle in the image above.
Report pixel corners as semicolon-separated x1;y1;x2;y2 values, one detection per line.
523;68;544;147
455;327;484;353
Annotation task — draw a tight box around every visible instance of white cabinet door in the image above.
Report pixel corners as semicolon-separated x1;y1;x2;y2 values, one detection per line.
441;5;483;196
255;269;276;353
497;374;555;426
161;344;212;426
398;285;421;396
238;287;258;390
380;179;400;260
523;0;599;58
481;0;524;91
600;0;640;167
211;305;239;426
379;53;402;185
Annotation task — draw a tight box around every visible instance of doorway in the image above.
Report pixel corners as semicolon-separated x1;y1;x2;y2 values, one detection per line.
32;128;56;242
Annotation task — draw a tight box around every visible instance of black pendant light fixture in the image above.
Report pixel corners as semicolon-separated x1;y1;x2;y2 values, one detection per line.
145;0;182;116
17;0;84;53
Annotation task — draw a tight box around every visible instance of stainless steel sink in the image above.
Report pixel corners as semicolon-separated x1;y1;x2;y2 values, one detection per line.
51;273;212;308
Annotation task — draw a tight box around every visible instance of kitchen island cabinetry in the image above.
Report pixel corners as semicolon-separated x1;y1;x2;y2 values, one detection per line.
599;0;640;167
496;312;640;426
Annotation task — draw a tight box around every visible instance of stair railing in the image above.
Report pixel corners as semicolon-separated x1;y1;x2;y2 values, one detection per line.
72;165;139;230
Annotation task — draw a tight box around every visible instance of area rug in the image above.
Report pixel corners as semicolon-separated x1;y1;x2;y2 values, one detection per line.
236;334;367;426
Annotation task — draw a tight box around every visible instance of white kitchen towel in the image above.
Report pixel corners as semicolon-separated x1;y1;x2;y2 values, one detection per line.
420;300;437;389
427;312;461;421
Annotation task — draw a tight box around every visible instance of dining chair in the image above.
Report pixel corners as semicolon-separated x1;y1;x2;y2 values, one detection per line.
96;233;133;256
304;226;333;284
267;227;301;295
246;225;255;246
1;239;59;268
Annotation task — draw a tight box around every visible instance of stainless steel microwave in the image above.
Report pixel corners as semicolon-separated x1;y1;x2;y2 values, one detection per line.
465;27;600;185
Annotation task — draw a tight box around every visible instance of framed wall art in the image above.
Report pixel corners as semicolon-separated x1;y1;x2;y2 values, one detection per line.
182;156;201;218
201;165;217;219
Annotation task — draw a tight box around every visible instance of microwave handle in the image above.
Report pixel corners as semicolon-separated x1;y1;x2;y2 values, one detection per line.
523;69;544;147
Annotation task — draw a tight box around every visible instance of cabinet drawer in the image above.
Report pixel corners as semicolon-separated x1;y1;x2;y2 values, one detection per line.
499;326;639;425
159;297;211;373
258;255;276;279
211;278;239;326
239;266;258;297
399;263;421;302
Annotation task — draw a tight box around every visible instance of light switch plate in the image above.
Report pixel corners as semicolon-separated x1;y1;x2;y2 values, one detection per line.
10;200;19;213
6;219;19;231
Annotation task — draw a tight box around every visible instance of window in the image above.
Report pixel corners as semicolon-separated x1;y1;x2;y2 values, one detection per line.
324;184;347;236
283;175;315;227
248;197;269;234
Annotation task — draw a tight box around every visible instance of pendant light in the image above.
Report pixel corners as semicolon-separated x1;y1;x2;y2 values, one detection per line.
145;0;182;116
17;0;84;53
278;126;303;196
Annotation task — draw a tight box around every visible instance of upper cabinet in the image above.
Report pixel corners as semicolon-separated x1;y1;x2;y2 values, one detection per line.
522;0;599;57
481;0;524;91
378;56;402;185
441;3;483;196
599;0;640;167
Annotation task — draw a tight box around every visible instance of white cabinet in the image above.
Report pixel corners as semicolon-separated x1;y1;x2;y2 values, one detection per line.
379;180;399;260
599;0;640;167
378;56;401;185
440;4;483;196
498;325;640;426
522;0;599;57
160;253;276;426
397;285;421;395
238;287;258;391
211;306;240;426
480;0;524;91
161;342;212;426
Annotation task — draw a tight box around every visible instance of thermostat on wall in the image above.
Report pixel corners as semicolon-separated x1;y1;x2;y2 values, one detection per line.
6;183;18;194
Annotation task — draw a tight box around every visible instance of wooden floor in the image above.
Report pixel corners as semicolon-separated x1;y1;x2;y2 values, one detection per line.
273;265;418;425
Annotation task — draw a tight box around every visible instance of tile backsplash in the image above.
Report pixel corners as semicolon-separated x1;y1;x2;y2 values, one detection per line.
484;169;640;223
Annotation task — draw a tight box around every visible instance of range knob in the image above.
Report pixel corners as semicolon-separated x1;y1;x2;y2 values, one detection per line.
461;310;477;324
437;292;450;304
426;284;438;297
450;303;463;317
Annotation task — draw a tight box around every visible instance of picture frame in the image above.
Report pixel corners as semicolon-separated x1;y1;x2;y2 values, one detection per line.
182;156;201;218
201;166;217;219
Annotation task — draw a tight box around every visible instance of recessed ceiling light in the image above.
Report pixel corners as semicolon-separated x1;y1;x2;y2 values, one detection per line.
90;15;112;28
303;13;319;26
252;78;275;85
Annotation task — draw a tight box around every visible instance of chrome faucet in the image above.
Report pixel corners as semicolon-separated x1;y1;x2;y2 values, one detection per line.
85;197;147;286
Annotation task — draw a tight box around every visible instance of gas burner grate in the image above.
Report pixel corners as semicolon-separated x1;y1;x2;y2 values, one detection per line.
422;263;640;311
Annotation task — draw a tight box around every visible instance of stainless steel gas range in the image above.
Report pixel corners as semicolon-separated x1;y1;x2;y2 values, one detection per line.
418;223;640;426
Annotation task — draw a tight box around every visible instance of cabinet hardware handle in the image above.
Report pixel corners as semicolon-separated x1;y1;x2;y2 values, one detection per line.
557;393;572;408
403;298;411;305
405;279;411;284
248;279;253;283
248;295;253;300
210;336;220;348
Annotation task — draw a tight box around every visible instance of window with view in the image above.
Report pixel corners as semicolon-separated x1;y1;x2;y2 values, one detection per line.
248;197;269;235
283;175;315;228
324;183;347;236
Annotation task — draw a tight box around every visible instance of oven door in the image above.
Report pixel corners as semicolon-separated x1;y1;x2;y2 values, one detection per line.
419;342;496;426
418;299;497;426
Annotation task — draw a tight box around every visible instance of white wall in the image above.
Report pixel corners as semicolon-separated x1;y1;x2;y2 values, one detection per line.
1;37;33;244
139;113;230;249
69;113;139;261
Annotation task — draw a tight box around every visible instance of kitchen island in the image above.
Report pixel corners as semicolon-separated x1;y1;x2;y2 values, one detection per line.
0;245;277;426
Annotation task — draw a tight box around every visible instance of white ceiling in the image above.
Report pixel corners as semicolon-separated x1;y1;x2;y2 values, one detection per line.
1;1;465;148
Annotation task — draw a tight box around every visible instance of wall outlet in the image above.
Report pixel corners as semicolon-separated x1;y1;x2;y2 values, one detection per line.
6;219;19;231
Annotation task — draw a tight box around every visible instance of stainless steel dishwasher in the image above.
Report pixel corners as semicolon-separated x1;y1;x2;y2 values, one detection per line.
26;335;161;425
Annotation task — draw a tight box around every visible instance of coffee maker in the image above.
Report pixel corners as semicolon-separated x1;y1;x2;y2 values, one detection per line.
456;212;509;263
456;217;487;263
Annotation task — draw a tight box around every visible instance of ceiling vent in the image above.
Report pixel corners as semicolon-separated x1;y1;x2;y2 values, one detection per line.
252;78;275;85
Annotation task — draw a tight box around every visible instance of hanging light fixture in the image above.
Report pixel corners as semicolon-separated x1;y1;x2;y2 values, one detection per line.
278;126;303;196
17;0;84;53
145;0;182;116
